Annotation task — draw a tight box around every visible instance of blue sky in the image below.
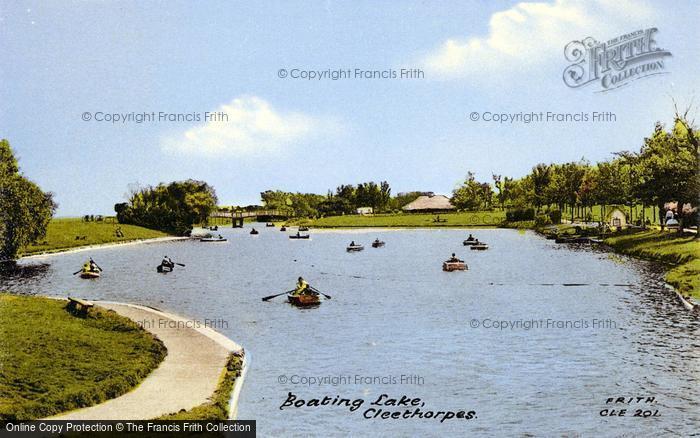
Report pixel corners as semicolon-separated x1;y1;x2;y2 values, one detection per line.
1;0;698;216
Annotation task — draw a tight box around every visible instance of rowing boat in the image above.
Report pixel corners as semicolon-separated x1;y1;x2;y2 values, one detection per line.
79;270;101;279
463;239;478;246
371;240;385;248
288;293;321;306
442;261;467;271
289;234;310;239
346;245;364;252
470;243;489;250
200;237;227;242
157;264;174;273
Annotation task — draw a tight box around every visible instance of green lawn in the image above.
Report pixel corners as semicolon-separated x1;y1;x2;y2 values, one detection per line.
21;218;169;256
0;294;166;420
603;231;700;300
301;211;506;228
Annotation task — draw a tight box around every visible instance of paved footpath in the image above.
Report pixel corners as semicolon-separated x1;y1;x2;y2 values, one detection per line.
49;302;243;420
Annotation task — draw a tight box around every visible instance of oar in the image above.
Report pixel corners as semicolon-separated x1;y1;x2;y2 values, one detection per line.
90;258;103;272
309;286;331;300
72;269;82;275
262;289;295;302
175;262;186;267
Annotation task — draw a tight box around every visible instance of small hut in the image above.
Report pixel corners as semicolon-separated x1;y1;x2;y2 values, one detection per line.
402;195;455;213
607;208;627;230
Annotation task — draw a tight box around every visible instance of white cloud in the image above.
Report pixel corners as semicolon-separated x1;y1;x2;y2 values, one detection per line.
421;0;655;78
163;96;323;157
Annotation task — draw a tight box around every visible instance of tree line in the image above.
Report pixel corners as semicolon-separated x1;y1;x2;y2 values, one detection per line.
256;181;422;217
248;112;697;230
451;113;699;230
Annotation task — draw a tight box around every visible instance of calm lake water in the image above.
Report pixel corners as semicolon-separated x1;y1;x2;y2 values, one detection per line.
3;227;699;436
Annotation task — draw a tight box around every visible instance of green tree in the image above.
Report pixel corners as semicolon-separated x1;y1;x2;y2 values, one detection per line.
335;184;356;208
530;163;551;212
260;190;292;212
379;181;391;212
492;174;504;210
507;177;533;208
0;139;56;260
545;161;587;221
318;196;352;216
632;118;699;229
117;180;217;235
578;166;598;221
452;172;493;210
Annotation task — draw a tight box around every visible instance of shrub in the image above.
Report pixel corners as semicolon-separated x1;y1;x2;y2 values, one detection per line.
548;210;562;224
534;214;552;227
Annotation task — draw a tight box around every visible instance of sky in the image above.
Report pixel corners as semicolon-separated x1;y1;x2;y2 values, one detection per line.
1;0;698;216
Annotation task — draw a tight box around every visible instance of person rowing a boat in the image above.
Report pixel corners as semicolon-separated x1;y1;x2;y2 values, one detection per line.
292;277;310;296
447;253;462;263
81;258;99;274
466;234;474;241
160;255;174;270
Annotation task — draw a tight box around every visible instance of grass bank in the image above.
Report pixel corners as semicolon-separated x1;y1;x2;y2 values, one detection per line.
297;211;506;228
21;218;169;256
156;353;243;420
0;294;166;420
603;231;700;300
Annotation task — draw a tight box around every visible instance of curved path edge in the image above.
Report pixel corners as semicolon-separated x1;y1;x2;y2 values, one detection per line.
46;300;247;420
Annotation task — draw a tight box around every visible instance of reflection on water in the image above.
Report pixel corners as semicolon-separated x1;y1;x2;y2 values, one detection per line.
0;261;50;291
3;228;699;436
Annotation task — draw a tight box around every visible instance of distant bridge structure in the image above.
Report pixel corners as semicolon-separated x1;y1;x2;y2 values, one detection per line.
209;209;290;227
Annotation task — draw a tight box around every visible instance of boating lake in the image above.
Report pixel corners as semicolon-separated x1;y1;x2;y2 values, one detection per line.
3;227;699;436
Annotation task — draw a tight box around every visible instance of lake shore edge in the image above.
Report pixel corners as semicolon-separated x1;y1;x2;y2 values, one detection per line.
20;236;189;260
530;225;698;311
